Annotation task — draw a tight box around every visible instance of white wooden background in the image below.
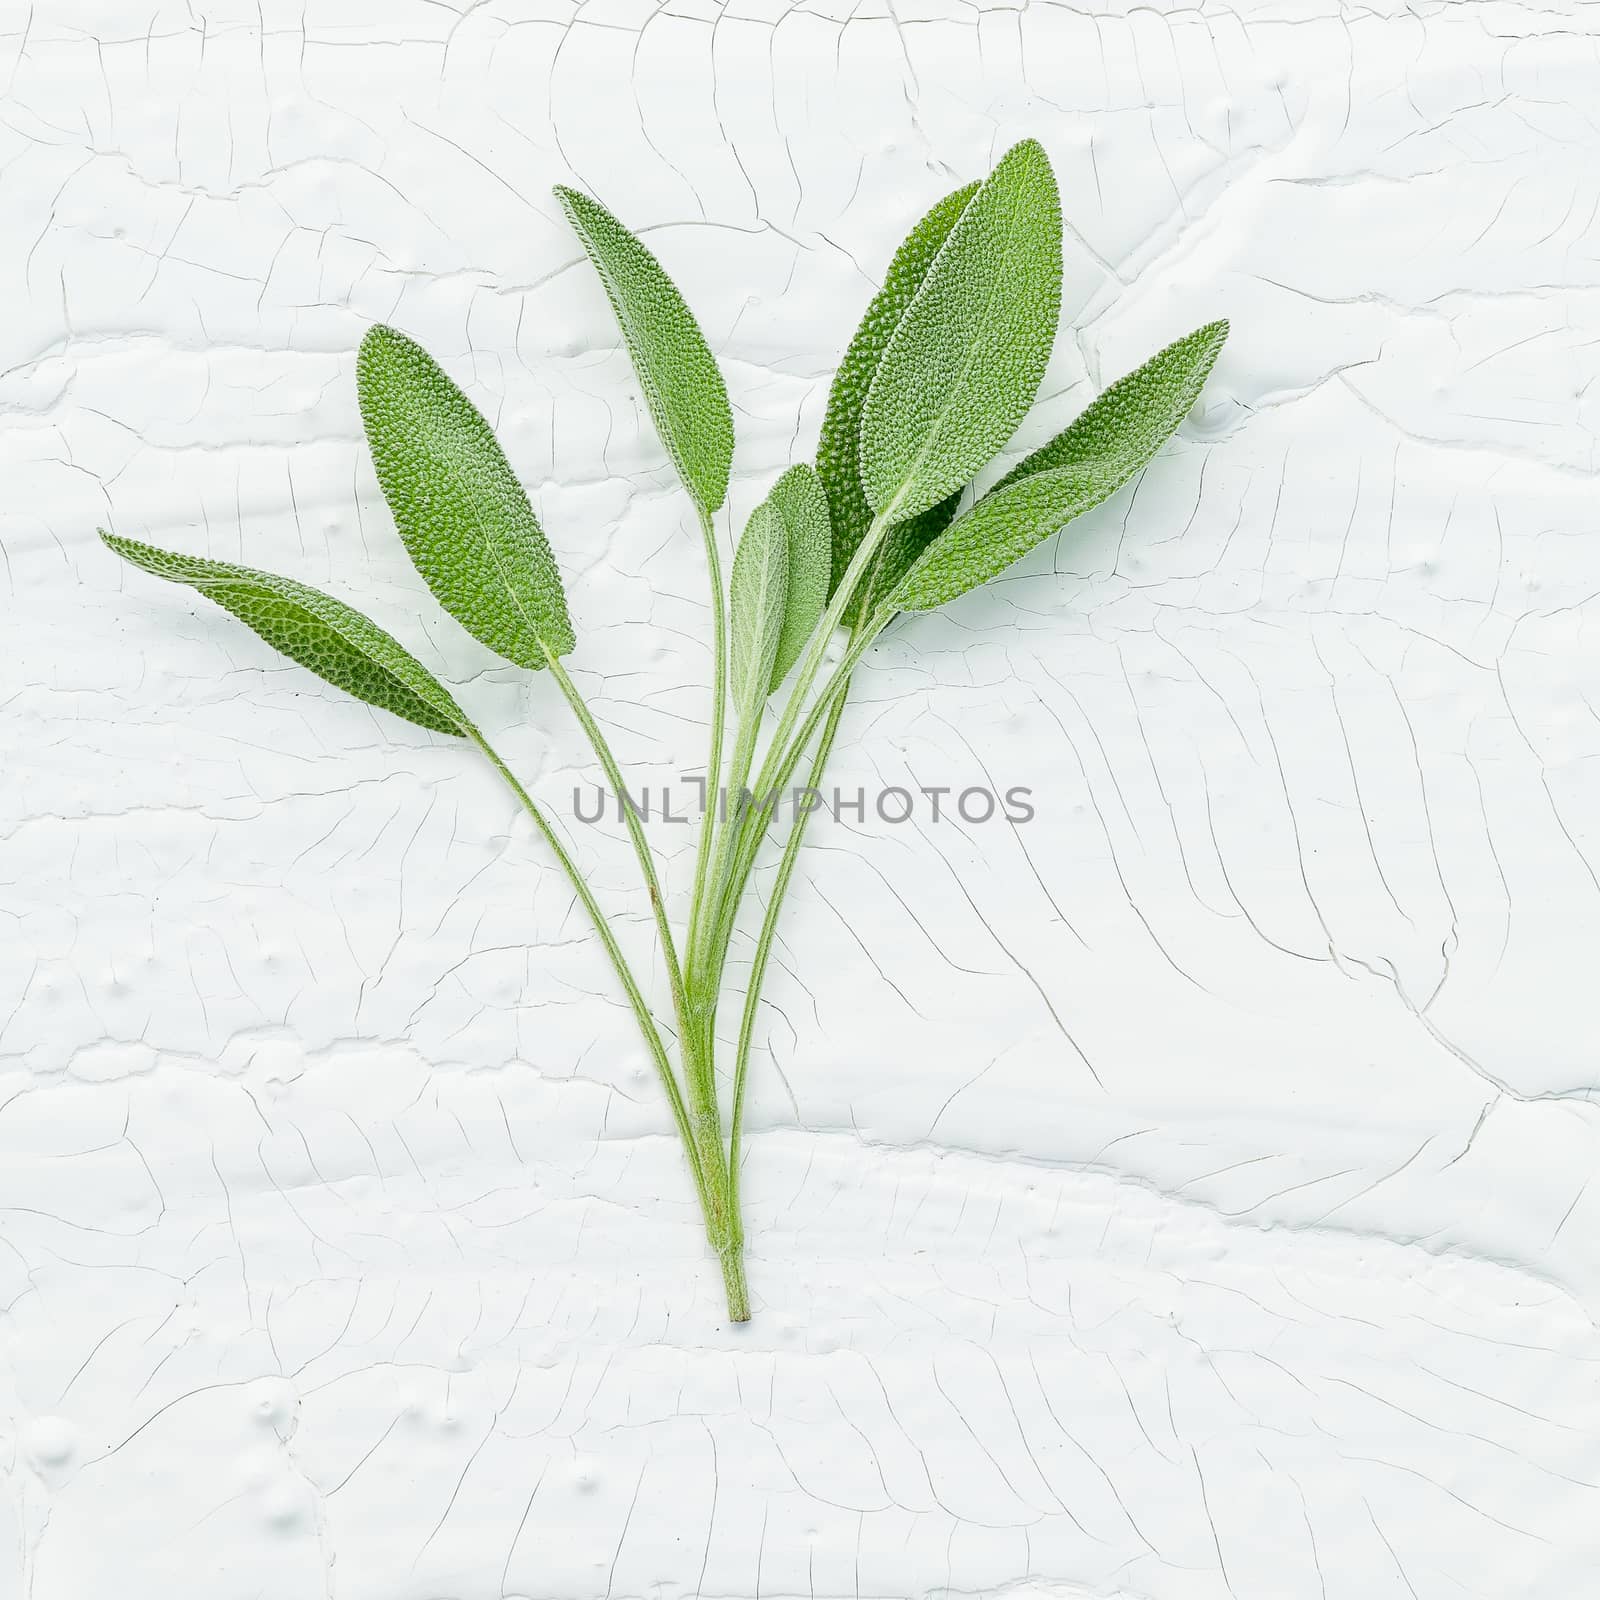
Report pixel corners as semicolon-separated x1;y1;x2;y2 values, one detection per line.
2;2;1598;1596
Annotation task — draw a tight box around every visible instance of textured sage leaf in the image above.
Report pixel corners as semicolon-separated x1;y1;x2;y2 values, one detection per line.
859;139;1062;525
357;325;574;671
891;319;1229;611
764;464;831;692
817;182;975;604
101;532;470;736
556;185;734;517
728;501;788;720
994;319;1231;492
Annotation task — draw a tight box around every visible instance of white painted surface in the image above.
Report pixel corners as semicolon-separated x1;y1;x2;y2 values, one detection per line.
2;2;1598;1596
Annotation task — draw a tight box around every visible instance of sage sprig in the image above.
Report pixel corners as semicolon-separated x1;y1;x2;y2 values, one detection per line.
553;183;738;1035
98;141;1226;1323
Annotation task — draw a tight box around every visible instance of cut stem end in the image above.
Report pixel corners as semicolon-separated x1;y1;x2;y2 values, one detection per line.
720;1242;751;1323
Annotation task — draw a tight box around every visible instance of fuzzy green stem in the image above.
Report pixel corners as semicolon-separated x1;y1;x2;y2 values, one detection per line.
685;502;729;982
718;1235;751;1322
726;680;850;1222
697;704;762;971
746;514;890;817
542;648;691;1046
468;729;702;1189
699;616;888;1001
678;503;733;1196
474;728;749;1319
687;514;893;992
684;1087;745;1320
676;516;895;1323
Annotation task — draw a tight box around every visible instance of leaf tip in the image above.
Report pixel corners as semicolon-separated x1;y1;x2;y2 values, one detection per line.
357;321;410;373
355;324;408;411
1005;135;1049;163
358;321;397;353
100;528;141;565
553;184;597;234
1191;318;1231;385
997;136;1058;194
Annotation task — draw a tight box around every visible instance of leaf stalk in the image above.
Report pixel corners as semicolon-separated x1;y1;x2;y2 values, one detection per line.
542;648;692;1045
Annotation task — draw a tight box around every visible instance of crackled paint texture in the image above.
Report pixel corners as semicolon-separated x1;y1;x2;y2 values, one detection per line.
2;3;1599;1597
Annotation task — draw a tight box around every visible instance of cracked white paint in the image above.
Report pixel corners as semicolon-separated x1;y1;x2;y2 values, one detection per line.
2;1;1599;1596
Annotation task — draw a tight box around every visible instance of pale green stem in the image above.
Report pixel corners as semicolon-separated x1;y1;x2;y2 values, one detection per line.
698;616;887;1009
686;499;914;1315
473;727;748;1319
688;700;767;1076
748;514;891;812
684;501;728;985
541;648;691;1046
676;502;735;1248
690;715;760;1028
676;515;895;1320
726;679;850;1226
708;705;763;905
687;512;894;988
685;636;874;1322
725;714;764;821
541;646;744;1300
542;502;741;1311
467;728;703;1191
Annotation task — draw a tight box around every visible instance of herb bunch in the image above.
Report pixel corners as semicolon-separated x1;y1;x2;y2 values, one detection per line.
100;140;1226;1322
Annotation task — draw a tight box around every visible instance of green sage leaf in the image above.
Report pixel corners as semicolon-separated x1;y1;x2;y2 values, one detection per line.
764;463;831;693
101;532;470;736
859;139;1062;526
817;182;976;605
357;325;574;671
994;319;1230;492
728;501;788;721
556;185;734;517
891;319;1229;612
